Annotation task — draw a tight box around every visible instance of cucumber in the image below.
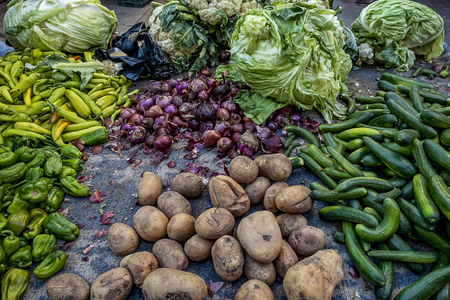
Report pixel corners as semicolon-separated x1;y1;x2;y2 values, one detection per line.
381;73;436;90
437;107;450;116
311;188;367;203
355;198;400;242
356;124;398;139
423;139;450;171
334;231;345;243
355;96;385;104
387;234;424;274
323;132;339;149
360;103;389;110
364;137;417;179
413;225;450;256
429;175;450;222
378;80;397;92
324;167;352;179
398;212;413;236
384;91;418;115
342;94;356;115
299;153;337;189
401;180;415;200
364;207;383;223
387;177;409;188
374;243;394;300
362;171;378;178
348;146;370;164
345;139;364;151
431;253;450;300
441;129;450;147
412;139;438;180
319;206;379;227
421;109;450;129
309;181;330;191
396;84;448;105
381;142;412;157
285;125;320;147
361;153;383;167
368;114;398;128
319;112;374;133
394;129;421;146
398;198;436;231
374;188;402;203
376;91;386;97
327;147;364;177
308;144;333;168
337;128;383;141
410;84;423;112
349;199;364;211
343;222;386;287
382;168;397;177
368;250;439;263
336;177;394;193
440;169;450;186
347;109;390;119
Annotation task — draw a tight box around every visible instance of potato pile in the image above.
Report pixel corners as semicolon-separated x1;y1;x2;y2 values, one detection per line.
45;154;344;300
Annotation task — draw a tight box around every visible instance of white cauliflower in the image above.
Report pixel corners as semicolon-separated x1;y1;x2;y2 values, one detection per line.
240;0;263;13
185;0;242;25
356;42;374;66
268;0;329;9
148;6;200;60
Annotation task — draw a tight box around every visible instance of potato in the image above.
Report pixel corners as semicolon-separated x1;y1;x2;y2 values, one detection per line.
171;173;204;198
120;252;159;288
229;156;259;184
91;268;132;300
133;206;168;242
142;268;207;300
237;211;282;264
276;214;308;237
245;177;271;205
274;240;298;278
152;238;189;271
195;207;235;239
209;175;250;217
275;186;313;213
255;154;292;181
235;279;274;300
167;213;196;242
157;191;192;219
107;223;139;256
211;235;244;282
263;182;288;213
184;234;214;262
46;273;90;300
283;250;343;300
138;172;162;205
288;226;326;257
244;252;276;286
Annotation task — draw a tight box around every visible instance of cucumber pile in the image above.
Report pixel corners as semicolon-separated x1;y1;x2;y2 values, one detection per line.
298;73;450;299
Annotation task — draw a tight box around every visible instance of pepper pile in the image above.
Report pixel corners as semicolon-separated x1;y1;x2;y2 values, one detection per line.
0;139;89;299
0;48;134;148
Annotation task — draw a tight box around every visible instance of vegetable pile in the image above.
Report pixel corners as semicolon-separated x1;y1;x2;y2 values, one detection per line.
289;72;450;299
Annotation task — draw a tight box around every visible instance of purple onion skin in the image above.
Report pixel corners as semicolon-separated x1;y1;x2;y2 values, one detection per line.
136;118;153;130
120;124;137;132
153;115;167;130
267;121;278;131
167;78;178;88
204;130;221;148
200;121;214;133
148;105;164;119
214;121;230;137
190;79;207;93
198;90;210;101
217;137;233;153
221;101;237;113
145;135;156;148
137;97;156;112
128;114;144;124
244;122;257;133
126;126;147;143
237;131;259;153
176;82;189;95
172;95;184;108
187;119;200;131
205;78;217;89
261;135;283;154
170;88;178;96
156;96;171;109
154;136;173;151
164;104;178;116
229;113;241;125
156;127;170;137
231;132;241;143
172;116;187;128
280;107;293;115
230;123;244;134
161;82;172;92
148;81;162;94
194;103;215;122
119;107;137;120
291;113;301;124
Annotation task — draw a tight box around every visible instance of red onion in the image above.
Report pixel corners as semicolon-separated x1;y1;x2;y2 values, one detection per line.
281;129;288;137
136;118;153;129
214;121;230;136
243;116;252;123
237;132;259;153
188;90;197;101
432;64;444;73
261;135;282;154
172;95;184;108
160;91;171;97
126;126;147;143
213;84;230;96
218;50;230;61
217;137;233;153
161;82;172;92
156;127;170;136
280;107;293;115
179;103;195;115
156;96;171;109
164;104;178;116
205;78;217;89
148;81;162;93
128;114;143;124
120;124;137;132
229;113;241;125
153;115;167;130
267;121;278;131
291;114;301;123
154;135;173;151
176;82;189;94
348;266;360;278
200;67;212;76
216;108;230;121
132;94;146;104
190;79;207;93
167;78;178;88
194;102;215;121
203;130;221;148
145;135;156;148
170;88;178;96
230;123;244;133
200;121;214;133
231;132;241;143
198;90;210;101
73;140;85;152
172;116;187;128
137;97;156;112
148;105;164;118
119;107;137;120
221;100;237;113
187;118;200;131
244;122;257;133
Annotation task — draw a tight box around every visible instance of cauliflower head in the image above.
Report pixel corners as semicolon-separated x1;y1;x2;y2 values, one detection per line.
149;6;200;60
186;0;242;25
240;0;263;13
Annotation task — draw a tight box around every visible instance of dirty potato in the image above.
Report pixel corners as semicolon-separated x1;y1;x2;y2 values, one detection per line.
263;182;289;213
107;223;139;256
288;226;326;257
244;252;276;286
46;273;90;300
211;235;244;282
167;213;196;242
245;177;271;205
274;240;298;278
194;207;235;240
275;186;313;213
91;268;132;300
138;172;162;206
229;156;259;184
157;191;192;219
208;175;250;217
133;206;168;242
235;279;274;300
184;234;215;262
152;238;189;271
276;214;308;237
171;173;204;198
120;252;159;288
255;154;292;181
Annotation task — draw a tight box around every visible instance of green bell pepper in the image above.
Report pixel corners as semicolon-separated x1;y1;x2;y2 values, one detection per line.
8;245;32;268
19;180;49;203
79;128;109;146
5;210;30;236
33;250;66;278
62;158;85;174
2;230;19;257
14;146;35;163
25;150;46;168
58;166;77;180
24;167;44;182
22;208;47;240
40;187;64;213
60;144;83;159
18;237;28;248
0;214;7;232
32;232;56;261
1;268;29;300
0;151;18;169
7;194;29;214
60;177;91;197
1;183;15;209
0;244;7;272
44;156;63;177
42;213;79;241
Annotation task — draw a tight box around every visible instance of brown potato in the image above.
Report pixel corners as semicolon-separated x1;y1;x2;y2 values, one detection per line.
263;182;289;213
237;211;282;264
235;279;274;300
107;223;139;256
46;273;90;300
244;252;276;286
171;173;204;198
167;213;196;242
209;175;250;217
245;177;271;205
275;186;313;213
274;240;298;278
91;268;132;300
195;207;235;239
288;226;326;257
255;154;292;182
276;214;308;237
142;268;207;300
152;238;189;271
211;235;244;282
120;252;159;288
133;206;168;242
229;156;259;184
283;250;343;300
157;191;192;219
138;172;162;205
184;234;214;262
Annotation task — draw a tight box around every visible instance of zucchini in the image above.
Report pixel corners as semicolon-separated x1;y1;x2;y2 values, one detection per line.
368;250;438;263
420;109;450;129
382;168;397;177
368;114;398;128
387;234;424;274
384;91;418;115
410;84;423;112
381;73;436;90
376;91;386;97
374;188;402;203
360;103;388;110
337;128;383;141
413;225;450;256
428;175;450;222
285;125;320;147
394;129;421;146
327;147;364;177
362;171;378;178
355;96;385;104
441;129;450;147
441;169;450;186
347;146;370;164
378;80;397;92
411;139;438;180
431;253;450;300
361;153;383;167
374;243;394;300
311;188;367;203
308;144;333;168
423;139;450;171
336;177;394;193
437;107;450;116
299;153;337;189
319;112;374;133
398;197;436;231
381;142;412;157
319;206;379;227
324;167;352;179
396;84;448;105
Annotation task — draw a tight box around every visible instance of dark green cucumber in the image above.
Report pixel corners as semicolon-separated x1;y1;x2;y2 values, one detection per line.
441;129;450;147
376;91;386;97
387;234;424;274
308;144;333;168
285;125;320;147
381;73;437;90
336;177;394;193
350;199;363;210
368;250;438;263
410;84;423;112
361;153;383;167
364;137;417;179
360;103;389;110
394;129;421;146
319;206;379;227
429;175;450;222
324;167;352;179
337;128;383;141
327;147;364;177
355;198;401;242
343;222;386;287
347;109;390;119
368;114;398;128
431;253;450;300
311;188;367;203
411;139;438;180
396;84;448;106
355;96;385;104
381;142;412;157
323;133;339;149
364;207;383;223
420;109;450;129
309;181;330;191
398;197;436;231
440;169;450;186
342;94;356;115
423;139;450;171
414;225;450;256
334;231;345;243
384;91;418;115
437;107;450;116
378;80;397;92
387;177;409;189
374;188;402;203
348;146;370;164
345;139;364;151
299;153;337;189
382;168;397;177
362;171;378;178
319;112;374;133
401;180;415;200
375;243;394;300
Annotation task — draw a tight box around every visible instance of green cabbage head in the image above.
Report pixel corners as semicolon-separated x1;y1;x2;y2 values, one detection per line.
3;0;118;53
352;0;444;71
219;3;352;123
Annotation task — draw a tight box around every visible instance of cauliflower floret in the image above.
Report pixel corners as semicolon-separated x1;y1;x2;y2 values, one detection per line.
149;6;199;60
240;0;263;13
186;0;242;25
268;0;329;9
356;42;374;66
